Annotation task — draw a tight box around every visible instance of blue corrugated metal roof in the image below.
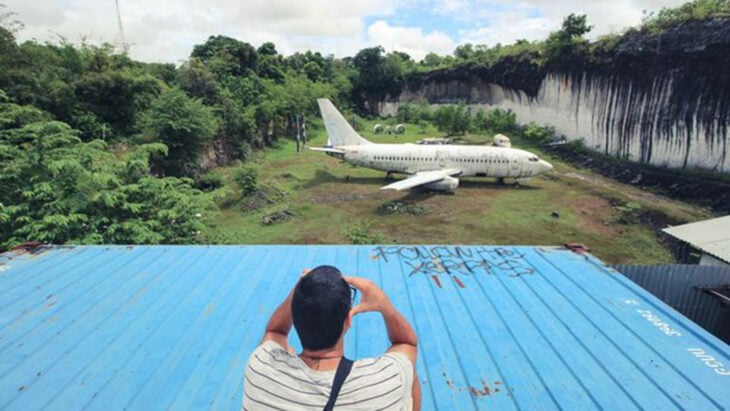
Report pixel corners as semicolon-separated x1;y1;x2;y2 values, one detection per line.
1;245;728;410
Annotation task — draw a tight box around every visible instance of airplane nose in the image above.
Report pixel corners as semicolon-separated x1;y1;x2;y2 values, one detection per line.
539;160;553;172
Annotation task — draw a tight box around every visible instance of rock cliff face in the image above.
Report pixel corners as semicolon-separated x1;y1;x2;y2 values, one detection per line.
382;19;730;173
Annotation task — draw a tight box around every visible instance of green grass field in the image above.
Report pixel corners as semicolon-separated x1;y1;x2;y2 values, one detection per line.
201;118;711;265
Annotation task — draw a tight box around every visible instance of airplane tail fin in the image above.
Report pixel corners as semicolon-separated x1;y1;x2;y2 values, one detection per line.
317;98;372;146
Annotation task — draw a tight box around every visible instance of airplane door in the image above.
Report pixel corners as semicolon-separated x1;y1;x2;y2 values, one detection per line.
437;151;448;168
510;158;522;177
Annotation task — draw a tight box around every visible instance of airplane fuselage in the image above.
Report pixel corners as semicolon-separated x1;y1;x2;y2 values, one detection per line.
338;143;553;179
315;97;553;191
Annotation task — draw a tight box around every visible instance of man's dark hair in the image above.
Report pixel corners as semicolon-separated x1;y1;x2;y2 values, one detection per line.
292;265;351;350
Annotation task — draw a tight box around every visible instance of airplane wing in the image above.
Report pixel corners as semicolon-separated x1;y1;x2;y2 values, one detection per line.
381;169;462;191
309;147;346;155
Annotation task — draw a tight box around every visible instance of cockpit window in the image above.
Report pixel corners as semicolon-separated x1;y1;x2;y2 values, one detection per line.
529;157;539;162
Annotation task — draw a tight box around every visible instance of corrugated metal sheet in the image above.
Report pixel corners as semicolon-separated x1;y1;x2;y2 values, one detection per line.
663;215;730;264
614;264;730;344
1;245;729;410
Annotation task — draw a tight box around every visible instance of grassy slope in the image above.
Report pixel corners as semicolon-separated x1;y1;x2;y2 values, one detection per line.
203;119;711;265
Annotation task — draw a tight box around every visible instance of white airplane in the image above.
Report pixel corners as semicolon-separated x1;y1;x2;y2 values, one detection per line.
312;98;553;191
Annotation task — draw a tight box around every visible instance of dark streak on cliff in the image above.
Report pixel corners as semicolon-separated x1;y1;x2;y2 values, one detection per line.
579;18;730;167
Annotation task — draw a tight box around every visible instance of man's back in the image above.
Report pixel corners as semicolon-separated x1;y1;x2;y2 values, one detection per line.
244;341;414;410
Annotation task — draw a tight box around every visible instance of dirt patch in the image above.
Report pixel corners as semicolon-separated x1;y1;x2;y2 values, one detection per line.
310;192;376;204
574;196;619;236
550;146;730;214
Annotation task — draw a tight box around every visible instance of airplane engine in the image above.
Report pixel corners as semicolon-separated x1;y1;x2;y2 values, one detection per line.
492;134;512;148
424;176;459;192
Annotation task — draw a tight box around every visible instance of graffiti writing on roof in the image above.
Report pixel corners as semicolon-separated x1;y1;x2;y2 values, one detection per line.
372;246;534;288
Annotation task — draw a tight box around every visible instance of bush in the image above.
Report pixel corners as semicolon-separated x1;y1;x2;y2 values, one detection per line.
522;122;556;143
615;202;642;225
195;170;224;191
344;220;385;244
473;107;517;134
234;165;258;196
485;108;516;133
432;104;470;136
397;102;433;124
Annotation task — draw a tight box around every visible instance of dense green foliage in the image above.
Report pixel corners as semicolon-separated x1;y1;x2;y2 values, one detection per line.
432;104;471;136
0;99;213;248
473;108;517;134
351;46;407;110
522;122;556;143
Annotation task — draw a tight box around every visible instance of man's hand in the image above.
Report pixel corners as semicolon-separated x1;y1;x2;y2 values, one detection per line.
346;277;392;315
345;276;417;355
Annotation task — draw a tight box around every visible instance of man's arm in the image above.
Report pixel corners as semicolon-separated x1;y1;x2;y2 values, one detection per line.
379;300;418;363
380;298;421;411
260;287;294;352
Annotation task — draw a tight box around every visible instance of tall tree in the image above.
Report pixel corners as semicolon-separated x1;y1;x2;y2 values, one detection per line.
191;35;258;79
351;46;403;113
544;14;593;64
141;88;218;176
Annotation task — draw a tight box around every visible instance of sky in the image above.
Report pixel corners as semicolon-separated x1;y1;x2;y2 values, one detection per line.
3;0;689;64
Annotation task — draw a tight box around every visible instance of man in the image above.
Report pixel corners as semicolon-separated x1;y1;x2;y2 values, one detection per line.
243;265;421;410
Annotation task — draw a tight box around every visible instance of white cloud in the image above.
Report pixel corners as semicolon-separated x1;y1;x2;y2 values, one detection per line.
457;0;690;46
432;0;472;15
367;20;455;61
6;0;395;62
459;10;552;47
3;0;696;63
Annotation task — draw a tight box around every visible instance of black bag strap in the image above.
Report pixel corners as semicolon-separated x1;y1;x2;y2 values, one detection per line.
323;357;354;411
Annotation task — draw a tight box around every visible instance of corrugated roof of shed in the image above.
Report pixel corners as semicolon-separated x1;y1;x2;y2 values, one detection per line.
663;215;730;263
0;245;728;410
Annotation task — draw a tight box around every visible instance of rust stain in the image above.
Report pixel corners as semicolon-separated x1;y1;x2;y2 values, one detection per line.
45;295;56;308
431;275;442;288
11;242;54;257
468;380;504;398
11;242;43;253
369;254;378;261
453;277;465;288
441;371;455;388
564;243;590;254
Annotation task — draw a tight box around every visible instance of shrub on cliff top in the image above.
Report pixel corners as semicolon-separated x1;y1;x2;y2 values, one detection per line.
641;0;730;33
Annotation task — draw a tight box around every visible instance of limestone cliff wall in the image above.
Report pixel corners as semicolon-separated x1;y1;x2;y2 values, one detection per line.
381;19;730;173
